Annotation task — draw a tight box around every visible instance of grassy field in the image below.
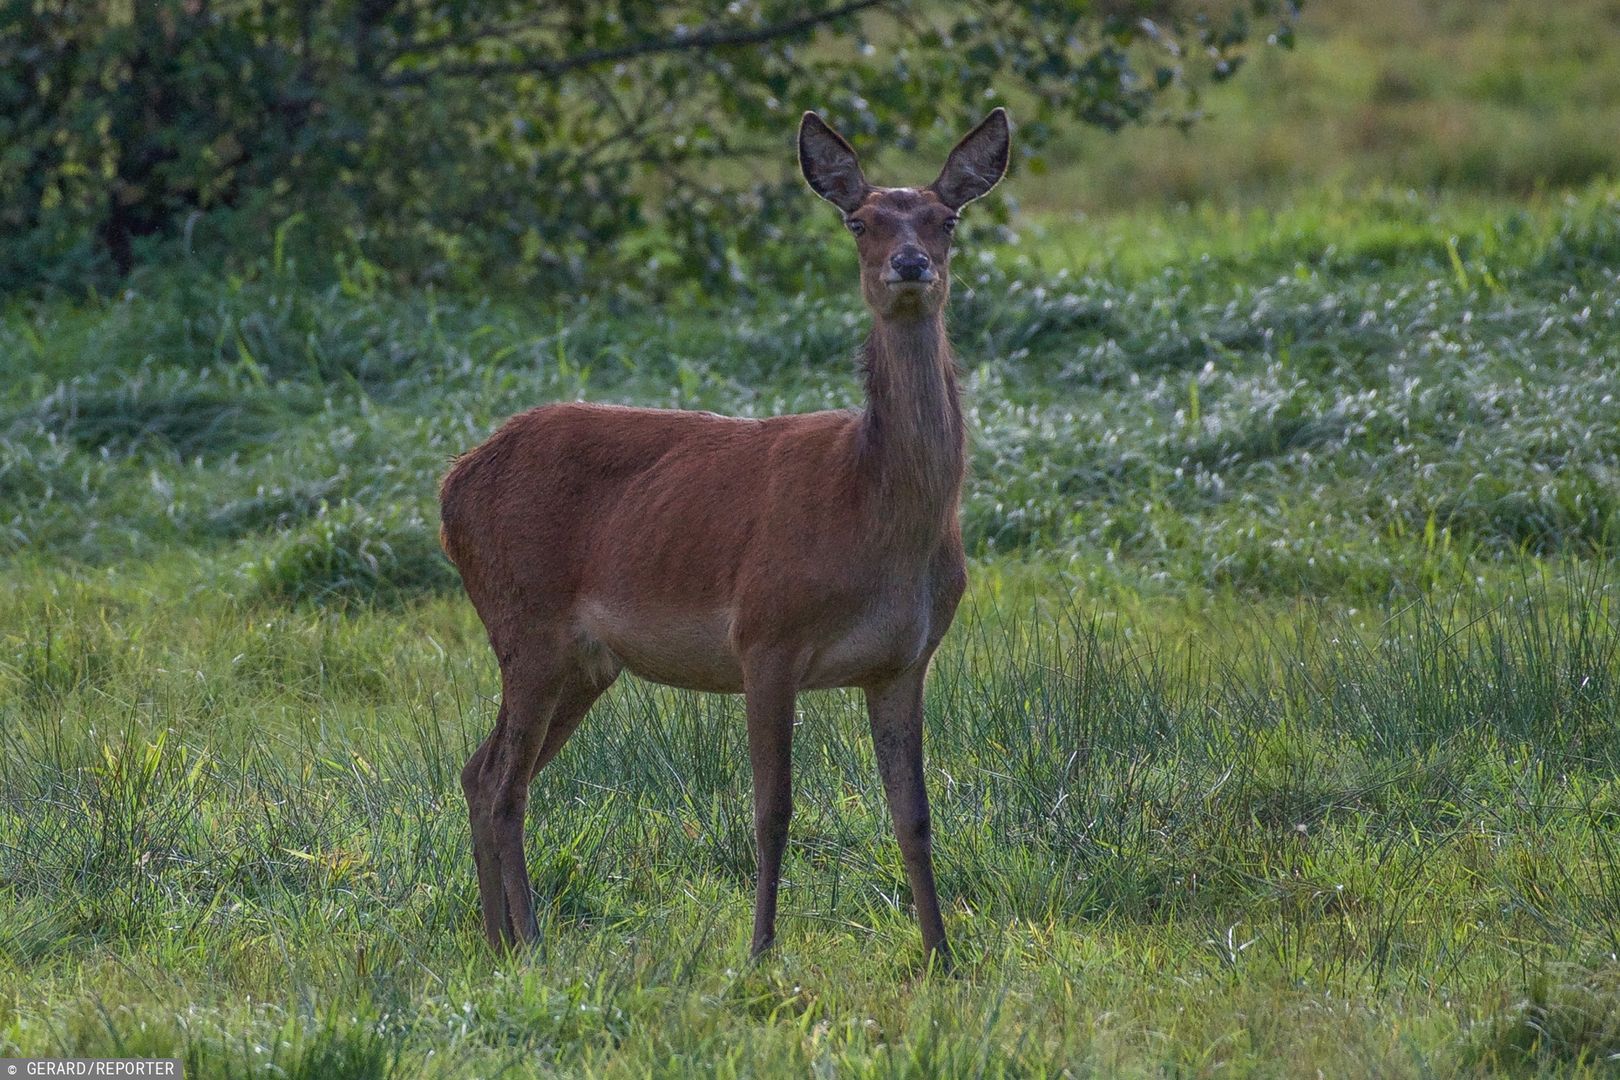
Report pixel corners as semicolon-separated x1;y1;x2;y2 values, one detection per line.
3;173;1620;1075
1016;0;1620;212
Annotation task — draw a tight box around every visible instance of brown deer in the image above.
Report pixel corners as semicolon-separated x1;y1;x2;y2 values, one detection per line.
439;107;1010;964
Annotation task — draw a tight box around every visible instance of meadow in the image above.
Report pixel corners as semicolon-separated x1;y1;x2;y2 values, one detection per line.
7;0;1620;1069
3;176;1620;1075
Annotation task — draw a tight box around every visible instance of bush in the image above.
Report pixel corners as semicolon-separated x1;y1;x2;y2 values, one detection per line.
0;0;1297;292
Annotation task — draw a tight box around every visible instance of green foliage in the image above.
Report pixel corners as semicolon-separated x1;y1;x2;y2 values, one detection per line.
0;1;308;284
0;0;1297;292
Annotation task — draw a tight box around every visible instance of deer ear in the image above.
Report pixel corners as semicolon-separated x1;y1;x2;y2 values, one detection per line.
799;112;869;214
929;108;1010;210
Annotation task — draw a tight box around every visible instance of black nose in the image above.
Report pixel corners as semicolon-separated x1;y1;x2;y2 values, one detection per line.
890;248;931;280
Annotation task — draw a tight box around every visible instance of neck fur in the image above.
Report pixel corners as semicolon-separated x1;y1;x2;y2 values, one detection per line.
856;310;965;543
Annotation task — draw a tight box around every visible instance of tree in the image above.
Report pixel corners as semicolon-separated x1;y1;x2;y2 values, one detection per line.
0;0;1298;291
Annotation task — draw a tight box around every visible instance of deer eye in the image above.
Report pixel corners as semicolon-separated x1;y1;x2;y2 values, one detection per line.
846;218;866;236
943;216;959;233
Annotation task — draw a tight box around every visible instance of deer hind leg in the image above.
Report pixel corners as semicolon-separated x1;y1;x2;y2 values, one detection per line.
464;644;618;947
524;649;619;785
865;664;950;967
463;733;514;945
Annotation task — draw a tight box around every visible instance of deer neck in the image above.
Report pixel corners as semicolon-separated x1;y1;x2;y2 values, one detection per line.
856;310;965;543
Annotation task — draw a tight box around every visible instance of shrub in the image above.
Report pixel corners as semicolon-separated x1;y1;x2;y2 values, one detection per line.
0;0;1296;292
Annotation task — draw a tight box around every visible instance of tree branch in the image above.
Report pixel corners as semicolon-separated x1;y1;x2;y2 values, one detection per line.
380;0;897;88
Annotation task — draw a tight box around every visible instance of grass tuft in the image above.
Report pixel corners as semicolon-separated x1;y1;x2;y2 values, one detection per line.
241;501;459;607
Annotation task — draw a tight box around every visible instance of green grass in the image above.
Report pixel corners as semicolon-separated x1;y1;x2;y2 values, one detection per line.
1010;0;1620;213
5;183;1620;1074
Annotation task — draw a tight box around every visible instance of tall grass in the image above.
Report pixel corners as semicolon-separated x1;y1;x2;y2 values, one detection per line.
4;570;1620;1073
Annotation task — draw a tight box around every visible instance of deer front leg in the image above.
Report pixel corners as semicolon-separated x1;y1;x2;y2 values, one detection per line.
743;658;798;957
865;665;950;967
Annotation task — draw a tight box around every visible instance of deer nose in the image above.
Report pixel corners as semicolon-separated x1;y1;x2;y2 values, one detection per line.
889;248;933;282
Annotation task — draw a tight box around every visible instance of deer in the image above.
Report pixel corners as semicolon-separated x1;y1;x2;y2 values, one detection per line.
438;107;1010;966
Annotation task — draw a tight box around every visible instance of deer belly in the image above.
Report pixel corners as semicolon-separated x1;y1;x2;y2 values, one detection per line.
802;592;932;690
577;600;745;693
577;589;933;693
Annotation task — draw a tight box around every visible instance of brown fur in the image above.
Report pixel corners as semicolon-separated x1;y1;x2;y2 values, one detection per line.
440;108;1010;963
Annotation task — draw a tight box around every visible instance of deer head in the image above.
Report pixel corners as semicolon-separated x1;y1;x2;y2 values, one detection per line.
799;108;1010;319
